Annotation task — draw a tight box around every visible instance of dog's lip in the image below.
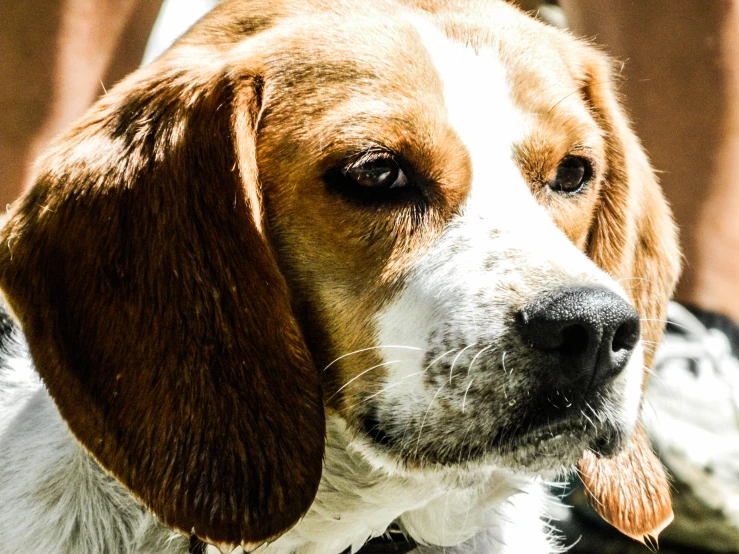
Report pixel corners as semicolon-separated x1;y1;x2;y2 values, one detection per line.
362;411;393;447
587;425;625;457
498;416;592;453
499;414;624;458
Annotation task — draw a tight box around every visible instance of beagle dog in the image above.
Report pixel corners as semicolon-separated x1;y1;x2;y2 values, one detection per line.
0;0;680;553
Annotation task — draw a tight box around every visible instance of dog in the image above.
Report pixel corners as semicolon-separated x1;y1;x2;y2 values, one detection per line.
0;0;680;552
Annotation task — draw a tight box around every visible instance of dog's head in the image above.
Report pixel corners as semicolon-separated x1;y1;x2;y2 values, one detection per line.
0;0;679;550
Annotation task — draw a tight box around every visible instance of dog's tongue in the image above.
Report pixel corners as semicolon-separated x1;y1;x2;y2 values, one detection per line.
578;425;674;544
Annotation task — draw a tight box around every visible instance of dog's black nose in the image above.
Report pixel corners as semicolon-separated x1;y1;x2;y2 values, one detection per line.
516;286;640;389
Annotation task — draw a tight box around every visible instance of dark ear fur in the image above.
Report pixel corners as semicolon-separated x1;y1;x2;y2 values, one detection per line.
578;51;680;541
0;57;325;549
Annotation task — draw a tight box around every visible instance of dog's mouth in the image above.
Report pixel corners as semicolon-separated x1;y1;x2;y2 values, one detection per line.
496;415;625;458
360;403;626;470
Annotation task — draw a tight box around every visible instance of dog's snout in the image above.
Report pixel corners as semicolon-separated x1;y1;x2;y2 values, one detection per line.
516;286;640;389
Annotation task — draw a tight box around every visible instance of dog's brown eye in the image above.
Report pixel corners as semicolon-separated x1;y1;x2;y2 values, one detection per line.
343;157;408;190
549;156;592;194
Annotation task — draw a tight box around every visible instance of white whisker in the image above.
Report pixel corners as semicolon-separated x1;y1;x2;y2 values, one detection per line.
581;404;596;431
450;343;477;384
327;360;400;400
322;345;422;372
466;344;493;376
587;402;605;424
415;382;447;456
398;352;458;446
640;318;691;332
340;371;425;412
425;349;458;374
462;378;475;413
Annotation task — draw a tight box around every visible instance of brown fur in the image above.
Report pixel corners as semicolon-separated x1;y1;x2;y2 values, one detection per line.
580;425;674;543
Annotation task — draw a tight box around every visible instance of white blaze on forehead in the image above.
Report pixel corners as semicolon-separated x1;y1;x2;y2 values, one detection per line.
375;22;575;375
414;22;532;214
374;23;539;395
412;20;605;261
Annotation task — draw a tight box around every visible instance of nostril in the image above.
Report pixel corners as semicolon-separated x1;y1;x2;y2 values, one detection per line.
611;317;640;353
560;324;589;357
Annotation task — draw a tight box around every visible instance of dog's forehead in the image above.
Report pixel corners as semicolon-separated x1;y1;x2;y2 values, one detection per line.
256;6;590;143
256;9;588;169
260;17;447;111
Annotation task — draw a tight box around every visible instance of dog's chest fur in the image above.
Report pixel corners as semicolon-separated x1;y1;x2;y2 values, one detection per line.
0;339;554;554
258;417;554;554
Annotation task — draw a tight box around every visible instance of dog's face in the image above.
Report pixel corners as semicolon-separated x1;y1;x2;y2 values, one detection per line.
0;0;679;550
252;5;661;472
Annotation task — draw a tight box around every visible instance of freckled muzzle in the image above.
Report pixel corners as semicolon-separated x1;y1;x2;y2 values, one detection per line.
357;285;642;469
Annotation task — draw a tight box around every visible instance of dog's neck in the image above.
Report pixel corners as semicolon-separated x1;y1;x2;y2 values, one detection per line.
0;354;554;554
255;416;551;554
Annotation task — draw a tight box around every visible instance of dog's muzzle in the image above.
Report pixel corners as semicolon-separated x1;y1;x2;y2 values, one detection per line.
516;286;641;392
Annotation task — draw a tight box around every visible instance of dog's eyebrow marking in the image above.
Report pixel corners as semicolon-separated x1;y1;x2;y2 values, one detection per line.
266;56;379;111
231;14;272;36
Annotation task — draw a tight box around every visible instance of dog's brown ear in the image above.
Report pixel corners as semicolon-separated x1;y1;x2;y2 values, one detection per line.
0;57;325;551
580;426;673;543
578;49;680;542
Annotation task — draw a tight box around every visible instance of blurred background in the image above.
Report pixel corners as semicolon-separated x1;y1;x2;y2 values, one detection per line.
2;0;739;552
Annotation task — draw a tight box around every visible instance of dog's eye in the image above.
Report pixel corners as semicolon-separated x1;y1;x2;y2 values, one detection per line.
548;156;592;194
343;157;408;190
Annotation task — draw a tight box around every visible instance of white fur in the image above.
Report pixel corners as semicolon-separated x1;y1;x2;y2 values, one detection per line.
259;415;563;554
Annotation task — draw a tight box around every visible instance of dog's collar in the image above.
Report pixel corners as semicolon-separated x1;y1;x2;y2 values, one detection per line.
189;527;418;553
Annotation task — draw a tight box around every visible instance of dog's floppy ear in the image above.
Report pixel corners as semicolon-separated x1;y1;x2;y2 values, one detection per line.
0;55;325;550
577;49;680;542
